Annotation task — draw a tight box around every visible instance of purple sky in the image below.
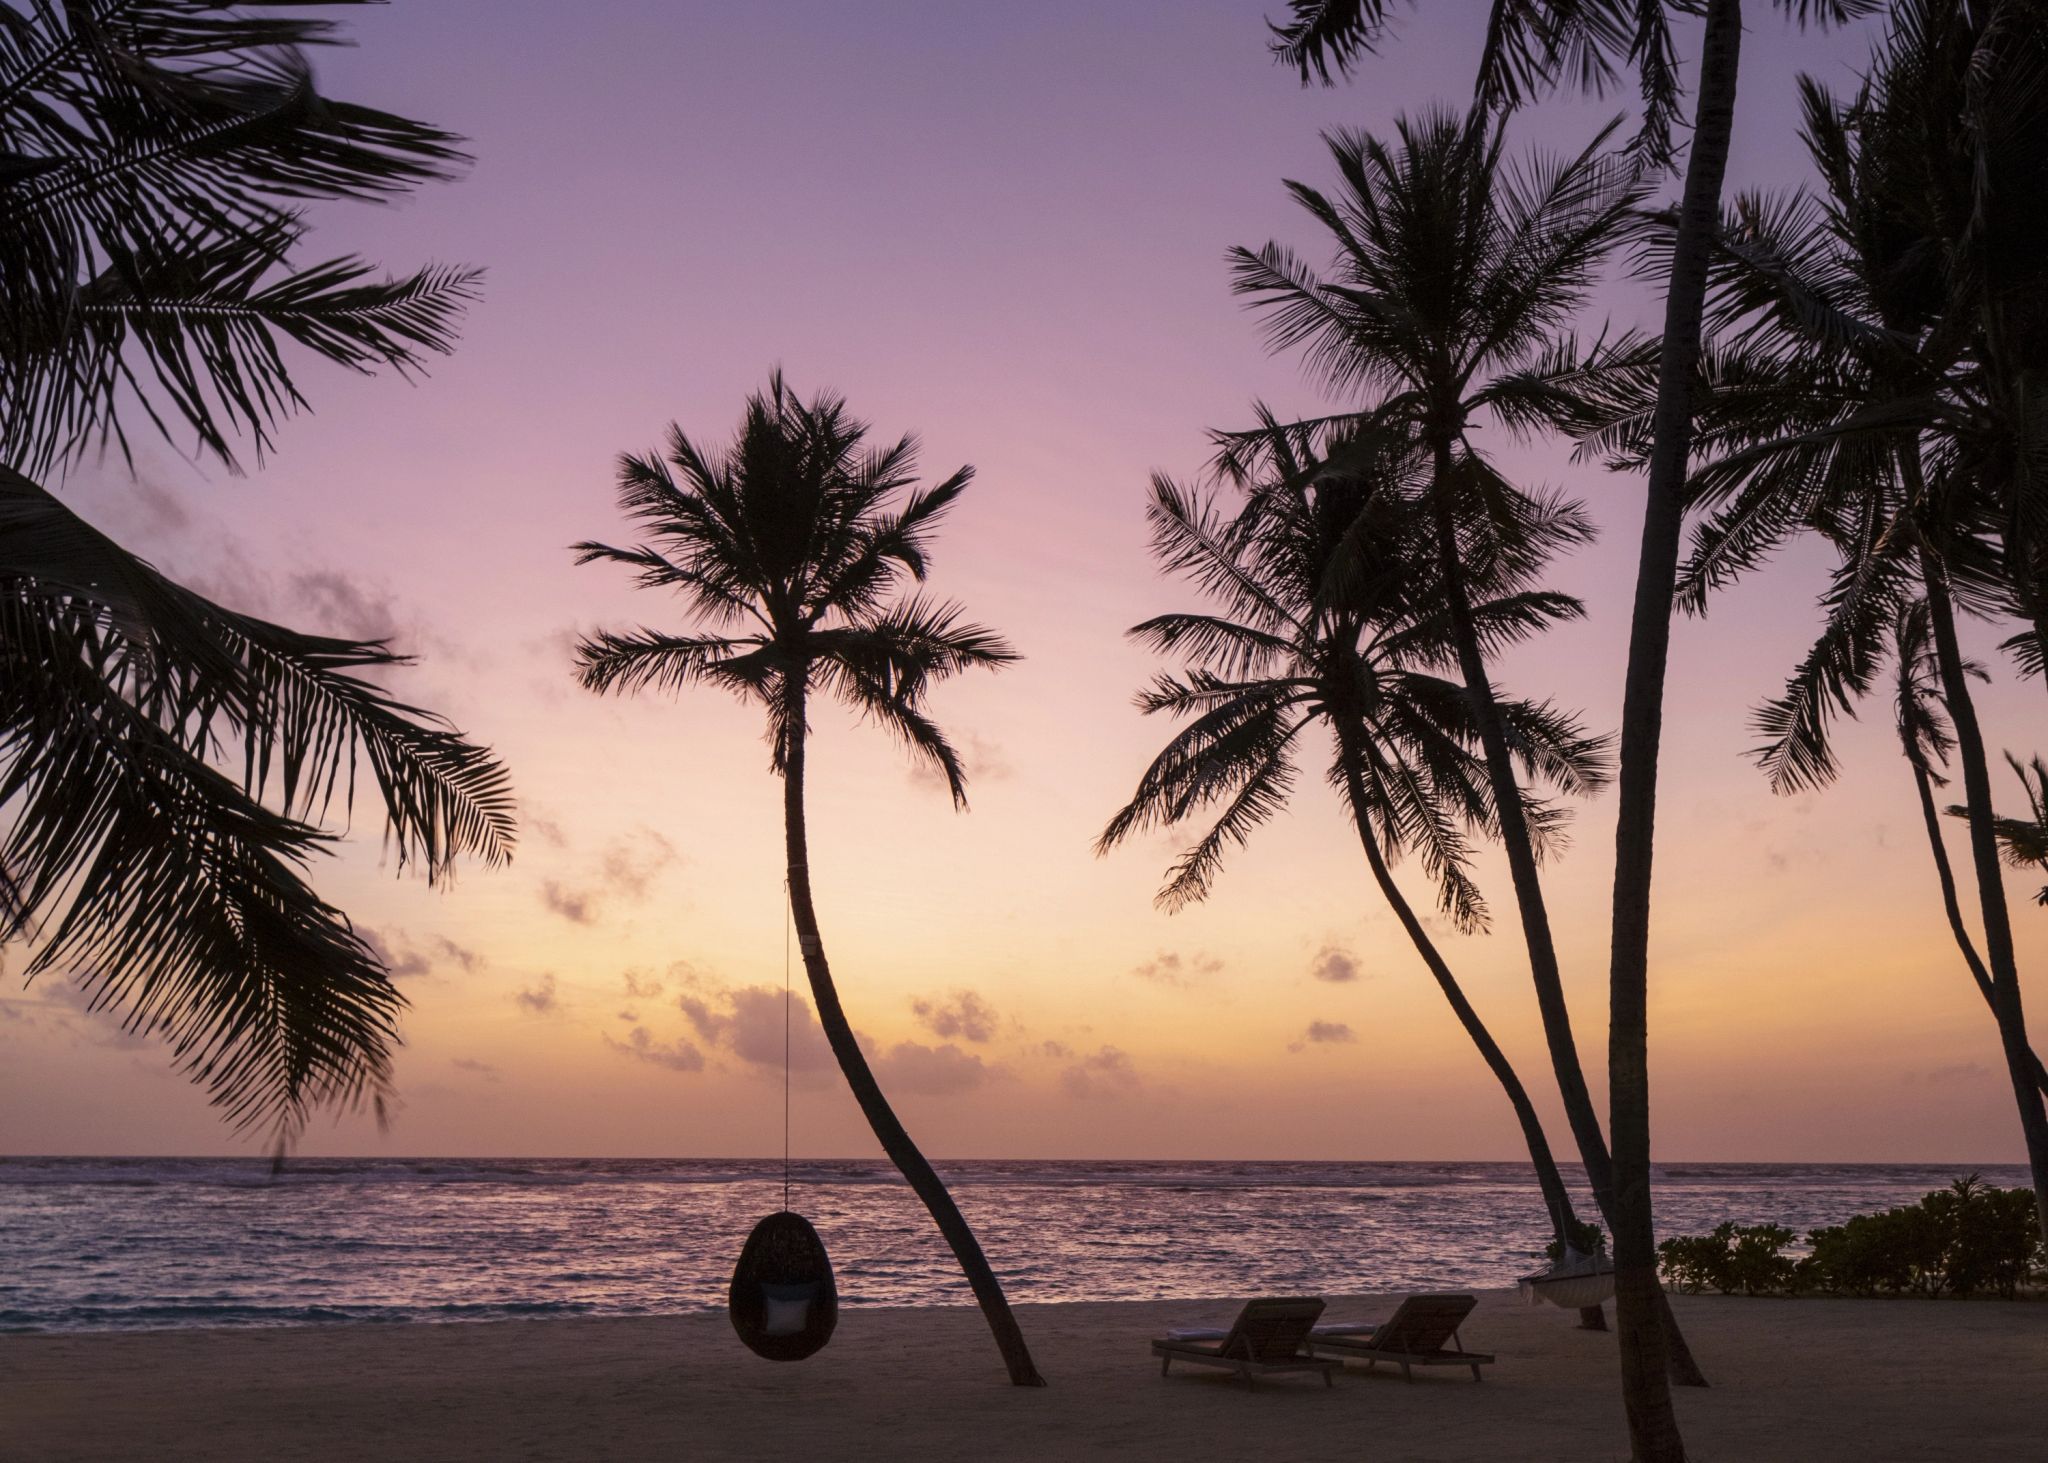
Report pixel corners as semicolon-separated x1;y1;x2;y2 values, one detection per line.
5;3;2044;1162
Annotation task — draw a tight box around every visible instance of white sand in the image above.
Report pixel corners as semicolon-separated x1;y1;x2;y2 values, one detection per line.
5;1289;2044;1461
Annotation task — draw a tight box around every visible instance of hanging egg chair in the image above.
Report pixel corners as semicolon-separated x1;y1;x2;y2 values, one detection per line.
729;1209;838;1361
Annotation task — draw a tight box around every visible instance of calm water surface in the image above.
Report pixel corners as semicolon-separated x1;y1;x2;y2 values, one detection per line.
0;1157;2026;1331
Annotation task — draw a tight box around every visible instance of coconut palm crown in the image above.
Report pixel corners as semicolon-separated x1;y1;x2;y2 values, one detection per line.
572;373;1016;786
1102;428;1609;925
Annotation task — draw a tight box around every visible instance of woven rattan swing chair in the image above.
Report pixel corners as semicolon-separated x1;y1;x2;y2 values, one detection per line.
728;882;839;1362
730;1210;838;1360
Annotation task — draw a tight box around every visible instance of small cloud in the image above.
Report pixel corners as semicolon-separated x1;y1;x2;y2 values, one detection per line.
539;830;677;926
1289;1020;1358;1053
1925;1062;1990;1085
600;828;678;902
516;974;559;1015
432;937;483;974
451;1057;500;1081
31;981;154;1050
288;568;401;642
680;986;835;1077
910;990;998;1044
1038;1039;1073;1060
605;1025;705;1073
1310;946;1363;984
127;477;193;535
360;927;432;981
1132;951;1222;988
907;732;1013;794
541;881;596;925
875;1040;993;1095
1060;1045;1139;1099
362;928;478;981
528;813;569;849
623;969;664;1000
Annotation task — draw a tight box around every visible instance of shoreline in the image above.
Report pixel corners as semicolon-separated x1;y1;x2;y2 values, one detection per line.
7;1289;2044;1461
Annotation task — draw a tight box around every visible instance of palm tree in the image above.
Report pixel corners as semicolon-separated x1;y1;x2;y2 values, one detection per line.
1891;601;2048;1095
1635;0;2048;1242
1;1;513;1140
572;374;1043;1387
1269;9;1896;1455
1224;106;1651;1266
1101;422;1615;1289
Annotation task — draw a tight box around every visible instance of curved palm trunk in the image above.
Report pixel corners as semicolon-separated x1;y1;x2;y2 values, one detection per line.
1907;754;2048;1098
781;678;1047;1386
1604;1;1746;1456
1339;757;1601;1327
1423;447;1690;1357
1426;447;1614;1201
1919;567;2048;1245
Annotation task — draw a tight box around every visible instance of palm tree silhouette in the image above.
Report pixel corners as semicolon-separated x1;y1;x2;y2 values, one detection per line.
572;373;1043;1386
1102;423;1613;1276
0;2;511;1140
1271;10;1881;1452
1889;601;2048;1093
1635;5;2048;1242
1965;756;2048;909
1226;105;1643;1244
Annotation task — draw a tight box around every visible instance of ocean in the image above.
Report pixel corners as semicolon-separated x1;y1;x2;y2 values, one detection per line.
0;1158;2026;1333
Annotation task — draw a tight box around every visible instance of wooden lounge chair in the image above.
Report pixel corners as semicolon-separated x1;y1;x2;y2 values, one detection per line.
1151;1297;1343;1390
1307;1293;1494;1381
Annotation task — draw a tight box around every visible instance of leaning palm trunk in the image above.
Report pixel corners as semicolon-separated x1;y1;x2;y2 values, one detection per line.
1917;570;2048;1246
1905;753;2048;1099
1605;1;1746;1456
1340;756;1599;1325
1425;447;1613;1200
1424;448;1698;1362
782;678;1046;1386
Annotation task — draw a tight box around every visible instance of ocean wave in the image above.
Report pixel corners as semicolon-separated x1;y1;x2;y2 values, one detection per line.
3;1157;2024;1334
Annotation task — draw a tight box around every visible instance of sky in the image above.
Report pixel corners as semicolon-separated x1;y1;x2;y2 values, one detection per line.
3;1;2044;1163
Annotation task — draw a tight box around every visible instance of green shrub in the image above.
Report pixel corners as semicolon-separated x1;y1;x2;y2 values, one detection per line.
1656;1222;1798;1295
1657;1229;1732;1295
1663;1179;2043;1300
1926;1176;2041;1298
1543;1218;1606;1266
1801;1205;1941;1296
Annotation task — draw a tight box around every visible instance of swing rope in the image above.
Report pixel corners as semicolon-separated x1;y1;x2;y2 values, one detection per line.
783;874;792;1213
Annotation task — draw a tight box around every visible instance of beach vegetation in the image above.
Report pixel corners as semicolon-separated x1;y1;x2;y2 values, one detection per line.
1663;1179;2043;1301
1655;1223;1801;1297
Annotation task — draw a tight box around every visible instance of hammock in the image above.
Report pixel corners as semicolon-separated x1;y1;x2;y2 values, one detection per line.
1517;1248;1616;1310
729;1209;839;1361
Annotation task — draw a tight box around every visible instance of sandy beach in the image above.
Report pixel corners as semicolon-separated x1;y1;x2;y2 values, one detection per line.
5;1289;2043;1462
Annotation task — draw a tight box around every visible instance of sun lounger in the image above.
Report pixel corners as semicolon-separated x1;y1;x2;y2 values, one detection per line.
1151;1296;1343;1390
1307;1293;1494;1380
